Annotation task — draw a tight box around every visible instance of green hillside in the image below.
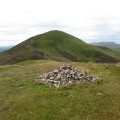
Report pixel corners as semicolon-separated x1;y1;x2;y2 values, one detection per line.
0;30;120;65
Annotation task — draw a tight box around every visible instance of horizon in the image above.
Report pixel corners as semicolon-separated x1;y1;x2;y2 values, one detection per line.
0;0;120;46
0;30;120;47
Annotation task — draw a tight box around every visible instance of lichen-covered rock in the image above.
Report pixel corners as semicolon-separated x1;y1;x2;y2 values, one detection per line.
36;64;99;88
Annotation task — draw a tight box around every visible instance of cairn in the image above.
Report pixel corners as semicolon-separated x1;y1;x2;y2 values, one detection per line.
36;64;98;88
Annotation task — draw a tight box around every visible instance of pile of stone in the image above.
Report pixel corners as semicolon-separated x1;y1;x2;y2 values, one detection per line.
36;64;99;88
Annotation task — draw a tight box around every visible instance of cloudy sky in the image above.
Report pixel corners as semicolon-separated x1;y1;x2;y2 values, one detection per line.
0;0;120;46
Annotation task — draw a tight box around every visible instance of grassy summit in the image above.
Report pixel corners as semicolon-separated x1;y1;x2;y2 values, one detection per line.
0;60;120;120
0;30;120;65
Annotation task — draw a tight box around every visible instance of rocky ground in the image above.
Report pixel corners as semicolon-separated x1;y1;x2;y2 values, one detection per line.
37;64;99;88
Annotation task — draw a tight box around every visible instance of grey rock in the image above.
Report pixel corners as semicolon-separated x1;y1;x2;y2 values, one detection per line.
36;64;99;88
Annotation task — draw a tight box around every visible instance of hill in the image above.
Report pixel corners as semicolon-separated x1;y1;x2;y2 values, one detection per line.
91;42;120;52
0;46;13;52
0;30;120;65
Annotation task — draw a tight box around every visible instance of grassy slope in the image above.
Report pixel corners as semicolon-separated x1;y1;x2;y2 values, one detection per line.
0;60;120;120
0;30;120;65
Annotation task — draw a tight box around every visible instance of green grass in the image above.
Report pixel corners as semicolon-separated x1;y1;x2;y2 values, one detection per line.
0;30;120;65
0;60;120;120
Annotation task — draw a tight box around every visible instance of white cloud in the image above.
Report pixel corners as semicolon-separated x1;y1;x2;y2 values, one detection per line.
0;0;120;46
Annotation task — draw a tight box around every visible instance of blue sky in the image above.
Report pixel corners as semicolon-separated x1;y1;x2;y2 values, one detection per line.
0;0;120;46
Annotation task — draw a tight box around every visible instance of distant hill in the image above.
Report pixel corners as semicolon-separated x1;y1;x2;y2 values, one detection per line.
0;46;13;52
0;30;120;65
91;42;120;52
